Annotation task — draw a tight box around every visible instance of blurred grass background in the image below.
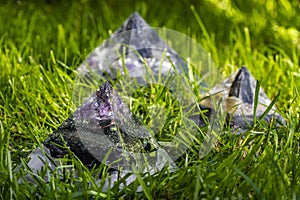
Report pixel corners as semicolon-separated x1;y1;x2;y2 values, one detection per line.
0;0;299;199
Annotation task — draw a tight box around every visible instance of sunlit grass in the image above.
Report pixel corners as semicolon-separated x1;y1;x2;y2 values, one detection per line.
0;0;299;199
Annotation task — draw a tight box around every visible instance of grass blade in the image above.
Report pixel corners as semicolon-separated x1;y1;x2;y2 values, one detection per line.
253;79;261;126
235;168;262;198
259;91;281;121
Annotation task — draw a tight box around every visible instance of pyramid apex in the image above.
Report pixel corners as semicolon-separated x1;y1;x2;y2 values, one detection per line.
115;11;150;32
130;11;142;18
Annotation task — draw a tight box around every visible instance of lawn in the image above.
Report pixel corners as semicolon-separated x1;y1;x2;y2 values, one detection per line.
0;0;300;199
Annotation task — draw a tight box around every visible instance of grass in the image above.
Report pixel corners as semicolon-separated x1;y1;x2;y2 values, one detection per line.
0;0;300;199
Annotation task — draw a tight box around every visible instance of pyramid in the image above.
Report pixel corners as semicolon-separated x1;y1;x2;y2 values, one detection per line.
42;81;175;170
77;12;186;80
200;66;284;131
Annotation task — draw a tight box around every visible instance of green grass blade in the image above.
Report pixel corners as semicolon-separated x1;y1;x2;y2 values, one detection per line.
259;91;281;121
253;79;261;126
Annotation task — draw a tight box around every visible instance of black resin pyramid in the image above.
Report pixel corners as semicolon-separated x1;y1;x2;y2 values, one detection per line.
43;81;175;170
